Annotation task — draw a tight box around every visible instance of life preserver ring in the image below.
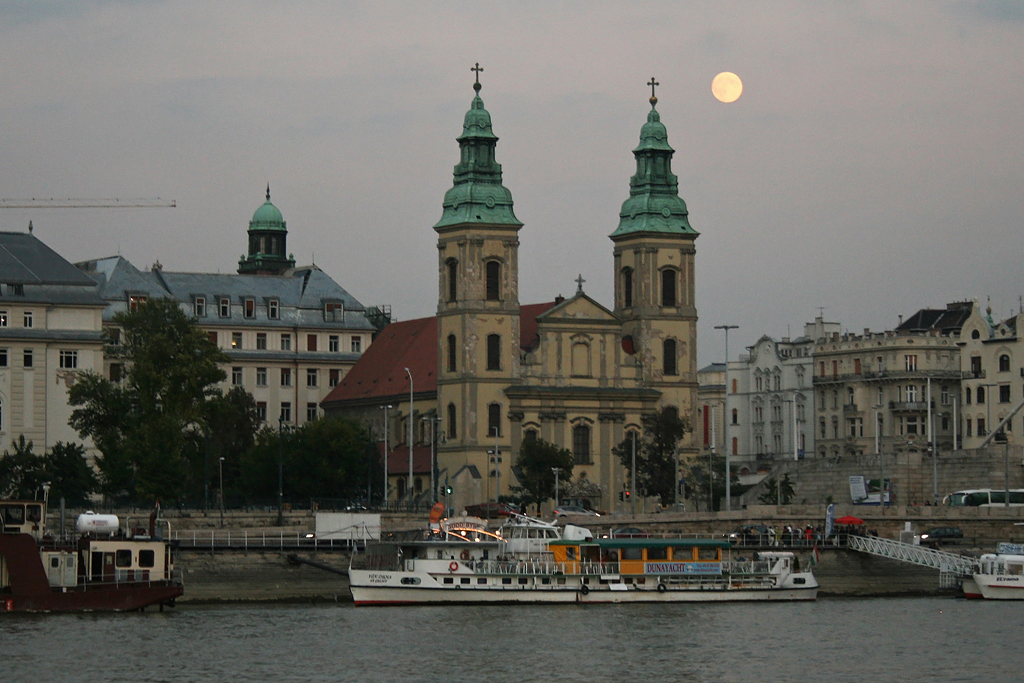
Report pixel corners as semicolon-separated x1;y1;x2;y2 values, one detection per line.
657;582;668;593
580;584;590;596
449;561;459;572
460;550;471;561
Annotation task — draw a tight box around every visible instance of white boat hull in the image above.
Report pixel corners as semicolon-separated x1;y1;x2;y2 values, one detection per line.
973;573;1024;600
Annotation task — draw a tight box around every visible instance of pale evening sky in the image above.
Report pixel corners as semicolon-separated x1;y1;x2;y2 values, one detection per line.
1;1;1022;365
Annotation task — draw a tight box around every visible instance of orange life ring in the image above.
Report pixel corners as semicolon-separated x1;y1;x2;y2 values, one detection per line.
449;561;459;572
460;550;471;561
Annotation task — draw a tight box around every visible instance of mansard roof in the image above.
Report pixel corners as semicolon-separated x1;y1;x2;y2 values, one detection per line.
896;302;972;335
0;233;106;306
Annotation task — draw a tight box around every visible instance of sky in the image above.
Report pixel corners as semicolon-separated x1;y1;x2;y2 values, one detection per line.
1;1;1023;366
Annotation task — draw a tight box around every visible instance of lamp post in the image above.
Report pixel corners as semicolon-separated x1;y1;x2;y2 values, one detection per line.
380;404;392;509
552;467;560;508
277;415;285;527
631;431;637;517
218;456;225;527
405;368;414;508
423;415;442;504
491;426;501;506
715;324;738;511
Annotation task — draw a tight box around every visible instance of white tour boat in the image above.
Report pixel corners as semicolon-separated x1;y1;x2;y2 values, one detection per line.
964;546;1024;600
348;514;818;605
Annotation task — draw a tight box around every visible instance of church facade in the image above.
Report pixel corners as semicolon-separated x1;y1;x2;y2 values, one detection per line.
323;74;700;514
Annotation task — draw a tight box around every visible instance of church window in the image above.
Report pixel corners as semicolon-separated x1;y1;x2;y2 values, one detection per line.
351;336;362;353
663;339;677;376
1000;354;1011;373
447;260;458;302
731;379;737;394
732;437;738;456
194;297;206;317
218;298;230;318
447;334;457;372
244;298;255;319
268;299;279;320
571;342;591;377
524;428;538;444
488;403;501;437
661;269;677;307
486;261;501;301
622;268;633;308
487;334;501;371
572;425;592;465
328;335;339;352
447;403;457;439
972;329;980;340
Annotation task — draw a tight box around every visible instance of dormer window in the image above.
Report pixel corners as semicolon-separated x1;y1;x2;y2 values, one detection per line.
0;311;6;327
219;297;230;318
244;298;256;319
268;299;279;320
6;284;24;296
129;295;147;312
193;297;206;317
324;301;343;321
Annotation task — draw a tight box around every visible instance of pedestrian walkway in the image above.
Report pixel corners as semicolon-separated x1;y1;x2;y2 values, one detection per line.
847;535;977;587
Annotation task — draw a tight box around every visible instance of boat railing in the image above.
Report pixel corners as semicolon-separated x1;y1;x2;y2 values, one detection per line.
66;567;184;590
724;560;773;576
170;529;365;551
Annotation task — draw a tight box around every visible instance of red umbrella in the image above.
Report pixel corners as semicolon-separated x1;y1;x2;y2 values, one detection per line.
835;515;864;525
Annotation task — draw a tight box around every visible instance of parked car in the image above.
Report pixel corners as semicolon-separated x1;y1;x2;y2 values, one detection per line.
601;527;650;539
920;526;963;547
553;505;600;518
465;502;520;519
726;524;773;545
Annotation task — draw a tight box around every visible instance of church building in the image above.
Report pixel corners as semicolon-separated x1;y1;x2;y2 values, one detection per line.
322;72;700;514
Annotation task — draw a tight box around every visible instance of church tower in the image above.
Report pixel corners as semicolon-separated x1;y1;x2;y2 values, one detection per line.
610;80;699;454
435;65;522;500
238;185;296;275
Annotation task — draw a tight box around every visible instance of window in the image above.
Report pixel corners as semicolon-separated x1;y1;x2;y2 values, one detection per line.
941;386;949;405
281;334;292;351
244;298;255;319
878;387;884;406
832;360;838;378
905;355;917;372
23;349;32;368
281;368;292;387
486;261;500;301
254;332;267;351
219;298;230;318
622;268;633;308
524;429;538;444
447;260;458;302
876;356;884;372
329;335;339;353
138;549;155;568
965;387;972;405
854;359;862;374
232;367;243;386
255;401;267;422
848;418;863;438
0;349;7;367
820;361;825;377
906;415;919;435
663;339;677;376
819;392;825;410
110;363;122;382
756;376;762;391
208;331;218;346
847;387;855;405
488;403;501;437
307;335;317;352
351;336;362;353
971;356;982;378
280;402;292;423
661;269;677;307
1000;385;1011;403
487;334;501;371
906;385;918;402
0;311;5;327
232;332;242;349
329;369;340;387
731;408;738;425
23;311;33;328
324;302;342;321
128;296;146;312
306;368;318;387
572;425;591;464
116;549;132;568
59;350;78;369
307;403;318;422
731;379;737;394
1000;354;1011;373
446;334;458;372
447;403;457;439
819;419;826;439
977;386;986;404
832;390;838;409
194;297;206;317
268;299;279;320
732;437;738;455
256;367;267;386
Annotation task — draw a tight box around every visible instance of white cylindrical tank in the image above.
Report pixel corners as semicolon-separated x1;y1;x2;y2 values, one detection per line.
76;513;120;535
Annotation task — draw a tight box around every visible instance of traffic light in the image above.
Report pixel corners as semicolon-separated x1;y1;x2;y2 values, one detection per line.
445;485;453;495
624;490;631;500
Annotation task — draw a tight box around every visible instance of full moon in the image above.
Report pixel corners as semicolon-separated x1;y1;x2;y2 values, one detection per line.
712;72;743;103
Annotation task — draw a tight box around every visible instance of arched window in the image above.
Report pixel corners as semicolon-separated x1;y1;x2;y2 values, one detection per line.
965;387;972;405
447;260;458;302
447;403;457;439
663;339;677;376
486;261;501;301
661;269;677;307
524;428;538;444
414;477;423;493
731;408;738;425
972;329;980;340
572;424;591;464
487;334;501;371
731;437;738;455
488;403;502;437
447;334;457;373
847;387;855;405
622;267;633;308
977;386;986;404
396;477;406;500
1000;354;1011;372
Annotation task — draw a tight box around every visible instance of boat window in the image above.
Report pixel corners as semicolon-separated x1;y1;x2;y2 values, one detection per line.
1009;564;1024;576
51;557;60;568
518;577;528;585
400;577;421;585
542;577;551;585
502;577;512;585
793;577;806;585
26;505;42;522
546;529;558;538
566;547;577;560
1;505;24;525
461;577;471;584
477;578;487;585
139;550;155;568
115;549;132;568
622;547;643;561
697;547;719;561
646;547;668;561
443;577;454;584
671;547;694;561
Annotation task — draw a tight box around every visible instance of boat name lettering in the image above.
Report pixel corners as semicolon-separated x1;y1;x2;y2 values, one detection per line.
995;576;1022;583
368;573;392;584
645;562;722;575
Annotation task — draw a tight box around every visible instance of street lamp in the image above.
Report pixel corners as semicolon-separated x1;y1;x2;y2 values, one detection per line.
715;324;738;511
277;414;285;527
405;368;414;508
218;456;225;526
873;404;885;506
631;431;637;517
380;404;392;509
423;414;442;504
552;467;560;508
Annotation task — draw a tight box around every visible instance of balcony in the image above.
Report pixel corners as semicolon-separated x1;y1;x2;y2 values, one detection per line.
813;369;965;384
888;400;933;412
843;404;859;414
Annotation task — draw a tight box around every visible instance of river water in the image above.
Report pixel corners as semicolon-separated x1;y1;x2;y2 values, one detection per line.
3;598;1020;683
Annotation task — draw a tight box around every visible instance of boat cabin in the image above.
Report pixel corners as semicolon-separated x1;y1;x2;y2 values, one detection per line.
979;553;1024;576
1;501;45;540
549;538;729;577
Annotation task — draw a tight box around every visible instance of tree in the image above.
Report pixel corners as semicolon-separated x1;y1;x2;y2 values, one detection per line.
205;387;261;505
44;442;98;505
511;438;574;514
0;436;46;499
757;474;795;505
613;407;689;507
69;297;229;503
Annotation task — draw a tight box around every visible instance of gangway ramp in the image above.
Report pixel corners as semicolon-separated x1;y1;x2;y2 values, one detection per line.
847;536;977;587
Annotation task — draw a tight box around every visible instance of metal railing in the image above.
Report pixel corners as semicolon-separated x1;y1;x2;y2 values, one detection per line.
170;529;365;551
847;535;977;575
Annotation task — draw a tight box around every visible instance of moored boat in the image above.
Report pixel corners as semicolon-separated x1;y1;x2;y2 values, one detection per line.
970;552;1024;600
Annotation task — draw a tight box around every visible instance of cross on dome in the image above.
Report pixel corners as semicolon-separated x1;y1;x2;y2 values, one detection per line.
471;62;484;92
575;273;586;293
647;77;659;107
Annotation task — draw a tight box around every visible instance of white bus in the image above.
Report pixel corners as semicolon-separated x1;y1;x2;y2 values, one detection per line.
944;489;1024;507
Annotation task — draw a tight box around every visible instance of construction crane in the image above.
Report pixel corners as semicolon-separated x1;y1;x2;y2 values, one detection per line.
0;198;175;209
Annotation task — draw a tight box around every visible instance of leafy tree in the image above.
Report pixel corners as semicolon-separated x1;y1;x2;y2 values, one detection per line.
205;387;260;504
511;438;574;514
69;297;229;503
613;407;689;507
44;442;98;505
757;474;795;506
0;436;47;499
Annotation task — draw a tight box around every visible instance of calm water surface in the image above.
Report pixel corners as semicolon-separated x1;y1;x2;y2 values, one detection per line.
3;598;1019;683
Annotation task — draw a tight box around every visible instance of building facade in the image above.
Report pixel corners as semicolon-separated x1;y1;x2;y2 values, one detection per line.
0;230;106;457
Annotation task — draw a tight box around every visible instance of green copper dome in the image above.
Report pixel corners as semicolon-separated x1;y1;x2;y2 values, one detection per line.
610;102;697;240
250;186;286;232
238;185;295;275
435;78;521;230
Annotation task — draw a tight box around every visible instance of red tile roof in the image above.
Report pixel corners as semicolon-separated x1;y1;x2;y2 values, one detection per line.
322;302;559;406
384;444;433;475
